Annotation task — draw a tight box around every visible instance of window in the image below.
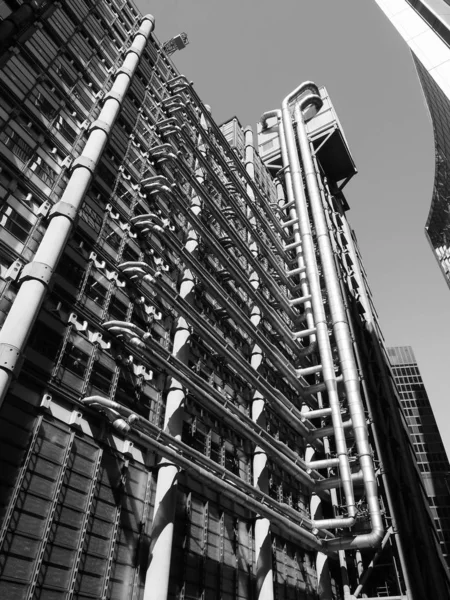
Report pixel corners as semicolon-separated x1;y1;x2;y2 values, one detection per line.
0;126;34;163
103;222;122;251
28;322;63;361
0;205;32;242
63;344;90;377
56;253;86;288
55;115;77;143
34;91;58;120
90;362;113;394
122;243;140;263
30;156;58;187
79;201;103;234
85;275;109;306
107;295;129;321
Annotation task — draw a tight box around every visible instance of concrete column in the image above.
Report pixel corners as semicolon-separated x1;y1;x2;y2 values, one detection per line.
306;446;333;600
252;387;274;600
245;126;274;600
143;116;206;600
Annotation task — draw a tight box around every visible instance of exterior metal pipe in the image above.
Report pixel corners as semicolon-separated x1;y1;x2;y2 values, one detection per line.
104;317;328;486
82;398;325;552
315;471;363;492
301;407;333;420
262;109;317;355
353;528;393;598
293;90;383;550
0;15;156;408
309;420;353;440
281;87;357;525
306;458;342;470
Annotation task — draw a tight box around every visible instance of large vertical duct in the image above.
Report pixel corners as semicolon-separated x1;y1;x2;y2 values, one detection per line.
143;114;208;600
292;86;383;550
244;126;275;600
280;87;357;529
0;15;156;407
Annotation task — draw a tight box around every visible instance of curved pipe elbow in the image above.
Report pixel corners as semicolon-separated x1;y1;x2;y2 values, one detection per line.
260;109;281;129
297;338;317;357
324;523;384;551
282;81;318;111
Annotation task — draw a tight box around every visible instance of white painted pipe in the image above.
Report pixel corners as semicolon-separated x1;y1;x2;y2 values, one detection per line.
0;15;156;407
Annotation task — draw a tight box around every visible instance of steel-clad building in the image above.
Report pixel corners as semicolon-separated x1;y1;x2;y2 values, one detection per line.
0;1;448;599
373;0;450;288
387;345;450;568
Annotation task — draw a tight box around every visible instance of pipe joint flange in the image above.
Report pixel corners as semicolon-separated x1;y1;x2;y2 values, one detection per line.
141;14;156;25
126;43;145;60
18;261;53;285
89;119;112;135
103;90;122;106
0;343;21;374
71;156;96;174
116;64;134;79
49;201;78;222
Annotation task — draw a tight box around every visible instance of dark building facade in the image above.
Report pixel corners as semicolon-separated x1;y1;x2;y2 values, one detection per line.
387;345;450;566
0;1;448;600
374;0;450;287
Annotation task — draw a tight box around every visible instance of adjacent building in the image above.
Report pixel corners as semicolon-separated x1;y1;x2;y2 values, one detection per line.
387;345;450;566
0;1;448;599
373;0;450;287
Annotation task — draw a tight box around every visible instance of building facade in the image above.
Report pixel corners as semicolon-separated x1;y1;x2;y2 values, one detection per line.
387;345;450;566
373;0;450;287
0;1;448;599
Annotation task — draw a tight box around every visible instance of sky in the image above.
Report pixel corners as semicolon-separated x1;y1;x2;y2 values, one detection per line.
135;0;450;454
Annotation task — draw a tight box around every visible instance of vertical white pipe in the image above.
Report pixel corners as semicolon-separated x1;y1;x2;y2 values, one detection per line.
245;127;274;600
0;15;155;406
143;115;207;600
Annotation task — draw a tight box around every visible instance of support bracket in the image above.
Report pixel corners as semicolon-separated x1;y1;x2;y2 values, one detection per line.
49;201;77;222
0;343;21;374
89;119;112;135
18;261;53;285
71;156;96;173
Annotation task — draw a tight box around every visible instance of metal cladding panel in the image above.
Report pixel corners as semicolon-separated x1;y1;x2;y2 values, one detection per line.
219;117;245;158
257;117;282;165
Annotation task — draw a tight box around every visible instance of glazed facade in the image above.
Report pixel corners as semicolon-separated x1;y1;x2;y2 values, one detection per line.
0;1;448;600
373;0;450;286
387;345;450;566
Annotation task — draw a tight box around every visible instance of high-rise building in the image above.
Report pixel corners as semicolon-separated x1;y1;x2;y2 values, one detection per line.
373;0;450;287
387;345;450;566
0;1;448;599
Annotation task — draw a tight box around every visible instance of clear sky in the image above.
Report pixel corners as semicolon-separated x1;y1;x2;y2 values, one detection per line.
135;0;450;454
